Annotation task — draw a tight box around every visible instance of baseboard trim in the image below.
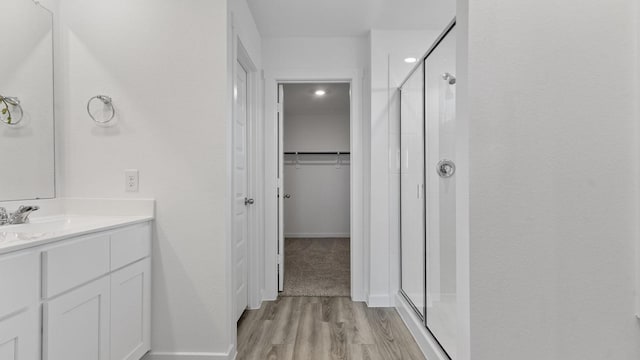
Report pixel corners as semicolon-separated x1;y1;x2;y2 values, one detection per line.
284;233;350;238
144;345;235;360
367;293;393;307
395;293;449;360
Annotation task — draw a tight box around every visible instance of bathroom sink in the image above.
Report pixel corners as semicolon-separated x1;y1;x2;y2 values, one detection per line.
0;217;88;243
0;215;139;245
0;202;154;255
1;216;91;234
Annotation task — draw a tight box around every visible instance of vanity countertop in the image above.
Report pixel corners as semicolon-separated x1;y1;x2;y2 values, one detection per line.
0;215;153;255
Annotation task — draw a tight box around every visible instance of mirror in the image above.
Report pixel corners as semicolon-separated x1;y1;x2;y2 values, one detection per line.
0;0;55;201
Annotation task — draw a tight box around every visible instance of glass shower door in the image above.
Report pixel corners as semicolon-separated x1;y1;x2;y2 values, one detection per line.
400;63;425;318
425;27;457;359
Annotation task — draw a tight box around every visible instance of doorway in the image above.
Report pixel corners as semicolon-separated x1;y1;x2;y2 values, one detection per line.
277;83;351;297
263;70;364;302
232;40;260;322
233;59;250;320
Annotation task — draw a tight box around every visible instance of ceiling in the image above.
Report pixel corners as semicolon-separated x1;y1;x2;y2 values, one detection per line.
283;83;350;116
246;0;455;37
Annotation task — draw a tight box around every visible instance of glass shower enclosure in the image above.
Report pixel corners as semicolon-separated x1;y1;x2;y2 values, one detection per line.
400;21;458;360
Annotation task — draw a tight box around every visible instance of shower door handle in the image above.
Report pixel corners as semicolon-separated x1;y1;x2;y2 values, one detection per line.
437;159;456;178
244;197;255;205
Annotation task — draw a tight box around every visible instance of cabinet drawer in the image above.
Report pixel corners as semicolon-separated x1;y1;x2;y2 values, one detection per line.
110;224;151;270
0;251;38;318
42;234;110;299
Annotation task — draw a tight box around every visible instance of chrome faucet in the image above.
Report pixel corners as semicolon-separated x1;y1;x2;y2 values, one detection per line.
0;205;40;225
0;208;7;225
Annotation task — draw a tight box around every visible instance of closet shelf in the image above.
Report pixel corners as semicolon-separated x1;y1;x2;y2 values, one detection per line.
284;151;350;155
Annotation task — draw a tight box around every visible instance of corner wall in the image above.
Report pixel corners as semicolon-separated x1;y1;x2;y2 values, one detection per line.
466;0;640;358
57;0;233;358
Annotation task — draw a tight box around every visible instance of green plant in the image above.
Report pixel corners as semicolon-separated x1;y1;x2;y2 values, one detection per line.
0;96;12;124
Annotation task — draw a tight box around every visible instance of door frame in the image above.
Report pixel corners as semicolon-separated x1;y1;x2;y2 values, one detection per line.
231;36;263;317
264;69;365;302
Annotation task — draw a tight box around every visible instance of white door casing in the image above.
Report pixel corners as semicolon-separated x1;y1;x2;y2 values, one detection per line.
264;71;364;302
277;84;285;292
234;60;250;320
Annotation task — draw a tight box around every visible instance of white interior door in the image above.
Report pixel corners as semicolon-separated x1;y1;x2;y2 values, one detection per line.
234;61;249;320
277;84;285;292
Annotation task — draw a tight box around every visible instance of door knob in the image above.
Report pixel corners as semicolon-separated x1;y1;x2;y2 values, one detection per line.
284;194;291;199
437;159;456;178
244;197;255;205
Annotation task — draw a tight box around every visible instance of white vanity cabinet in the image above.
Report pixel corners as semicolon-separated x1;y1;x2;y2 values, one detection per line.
109;225;152;360
43;277;110;360
0;307;39;360
110;258;151;360
0;220;152;360
0;252;39;360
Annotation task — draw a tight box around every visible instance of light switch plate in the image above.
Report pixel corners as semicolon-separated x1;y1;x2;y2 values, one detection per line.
125;169;139;192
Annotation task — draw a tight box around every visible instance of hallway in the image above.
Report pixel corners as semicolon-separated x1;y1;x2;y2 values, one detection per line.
237;296;425;360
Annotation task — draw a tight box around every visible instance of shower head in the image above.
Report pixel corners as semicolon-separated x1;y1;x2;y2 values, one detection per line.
442;73;456;85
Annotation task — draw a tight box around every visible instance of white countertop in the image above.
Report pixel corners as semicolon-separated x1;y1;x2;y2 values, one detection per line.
0;215;154;255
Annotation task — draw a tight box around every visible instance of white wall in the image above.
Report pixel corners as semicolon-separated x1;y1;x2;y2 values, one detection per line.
636;0;640;320
57;1;233;358
465;0;640;359
262;37;368;71
368;29;440;306
283;158;351;237
262;36;367;300
229;0;262;68
284;114;350;152
362;32;372;299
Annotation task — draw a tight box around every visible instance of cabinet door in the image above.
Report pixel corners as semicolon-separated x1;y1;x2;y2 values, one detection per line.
0;309;38;360
110;259;150;360
44;277;110;360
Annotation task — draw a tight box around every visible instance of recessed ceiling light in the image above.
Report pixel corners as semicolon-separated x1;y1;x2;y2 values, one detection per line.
404;57;418;64
315;90;326;96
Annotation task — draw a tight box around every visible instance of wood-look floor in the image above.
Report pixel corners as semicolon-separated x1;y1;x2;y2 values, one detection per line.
237;296;425;360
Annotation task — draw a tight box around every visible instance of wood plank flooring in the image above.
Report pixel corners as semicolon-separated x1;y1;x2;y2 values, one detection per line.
237;296;425;360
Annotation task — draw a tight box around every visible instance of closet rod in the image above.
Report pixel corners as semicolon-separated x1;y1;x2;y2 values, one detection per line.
284;151;350;155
